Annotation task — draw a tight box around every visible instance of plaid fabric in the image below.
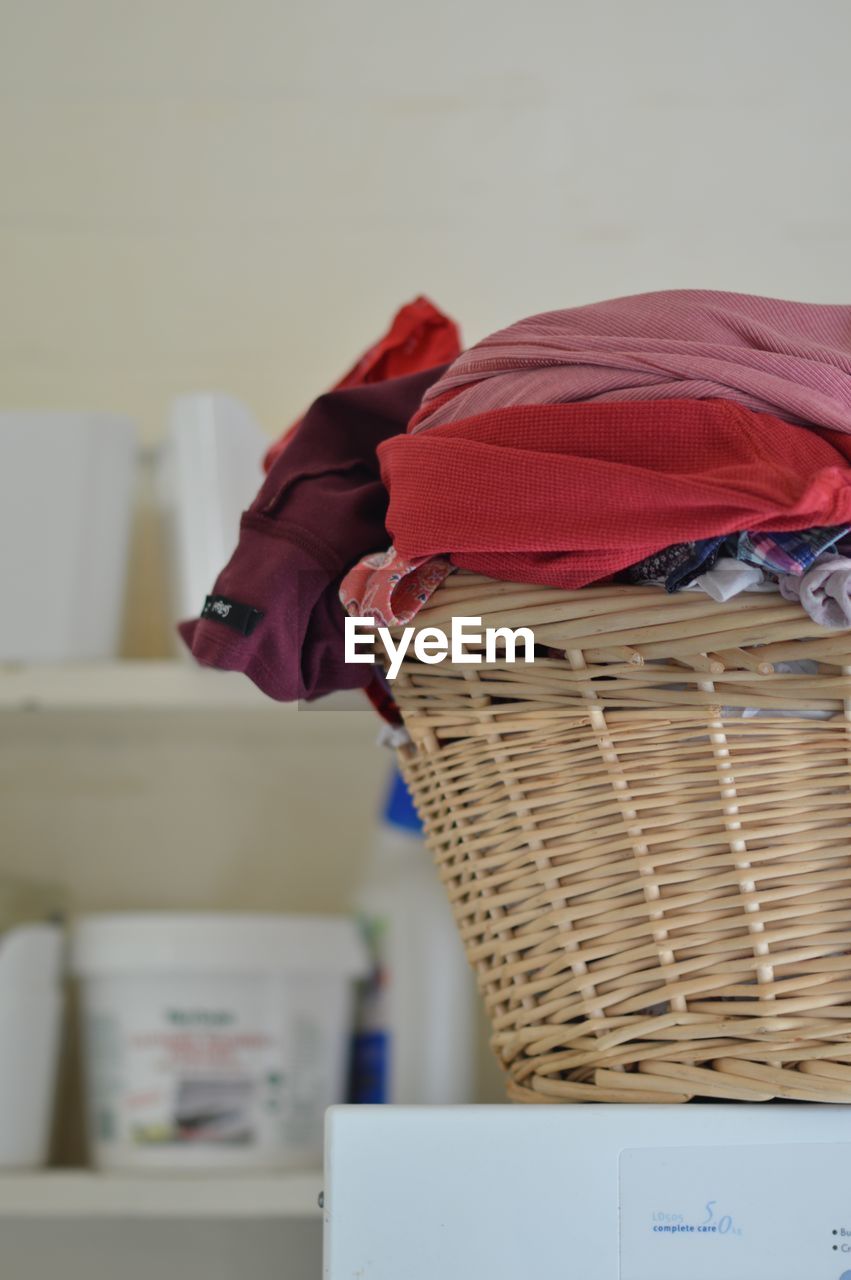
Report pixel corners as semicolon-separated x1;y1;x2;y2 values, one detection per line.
628;524;851;592
734;526;850;575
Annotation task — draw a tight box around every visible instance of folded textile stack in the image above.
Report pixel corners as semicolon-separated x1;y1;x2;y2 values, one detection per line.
181;289;851;702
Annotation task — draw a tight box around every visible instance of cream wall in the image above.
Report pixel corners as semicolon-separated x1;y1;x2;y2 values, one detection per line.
3;0;851;1139
2;0;851;444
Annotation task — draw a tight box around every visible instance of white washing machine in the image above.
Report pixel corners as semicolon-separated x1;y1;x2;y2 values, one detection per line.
324;1104;851;1279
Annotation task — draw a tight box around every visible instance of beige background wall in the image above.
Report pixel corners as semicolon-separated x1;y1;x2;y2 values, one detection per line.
3;0;851;444
3;0;851;1143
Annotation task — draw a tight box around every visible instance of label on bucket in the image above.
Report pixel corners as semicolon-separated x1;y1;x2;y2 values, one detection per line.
81;973;347;1167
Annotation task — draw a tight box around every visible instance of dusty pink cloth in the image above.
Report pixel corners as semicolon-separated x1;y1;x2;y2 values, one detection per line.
412;290;851;435
779;555;851;628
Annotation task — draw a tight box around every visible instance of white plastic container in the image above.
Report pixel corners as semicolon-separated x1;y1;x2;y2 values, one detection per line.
0;925;64;1168
71;913;368;1172
0;412;138;661
156;394;268;643
350;771;477;1105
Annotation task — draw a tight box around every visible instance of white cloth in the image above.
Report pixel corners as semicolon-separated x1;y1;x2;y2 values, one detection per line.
692;557;776;602
638;558;779;601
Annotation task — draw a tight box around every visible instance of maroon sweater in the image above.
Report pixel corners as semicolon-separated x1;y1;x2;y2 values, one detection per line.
179;366;446;701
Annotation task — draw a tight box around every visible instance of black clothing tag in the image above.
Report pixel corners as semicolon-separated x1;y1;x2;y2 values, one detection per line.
201;595;264;636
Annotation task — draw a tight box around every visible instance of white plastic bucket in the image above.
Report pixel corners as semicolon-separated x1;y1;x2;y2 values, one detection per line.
71;913;368;1172
0;925;64;1168
0;412;137;661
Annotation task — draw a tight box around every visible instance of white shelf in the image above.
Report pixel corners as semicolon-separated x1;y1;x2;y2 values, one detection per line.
0;662;366;713
0;1169;323;1218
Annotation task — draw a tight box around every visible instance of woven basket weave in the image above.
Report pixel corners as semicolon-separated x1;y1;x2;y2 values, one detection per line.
389;572;851;1104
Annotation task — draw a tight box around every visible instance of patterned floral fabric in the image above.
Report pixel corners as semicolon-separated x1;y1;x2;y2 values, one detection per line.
625;538;724;592
339;547;455;626
622;544;690;585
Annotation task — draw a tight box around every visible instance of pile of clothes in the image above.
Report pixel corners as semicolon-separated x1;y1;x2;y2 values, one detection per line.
180;289;851;703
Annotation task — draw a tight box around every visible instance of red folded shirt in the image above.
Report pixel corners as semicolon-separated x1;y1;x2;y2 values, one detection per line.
378;399;851;589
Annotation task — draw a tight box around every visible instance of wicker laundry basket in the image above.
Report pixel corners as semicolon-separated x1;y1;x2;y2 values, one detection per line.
388;572;851;1104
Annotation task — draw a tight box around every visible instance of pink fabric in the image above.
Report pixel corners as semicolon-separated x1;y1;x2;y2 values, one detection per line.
779;556;851;628
412;290;851;435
